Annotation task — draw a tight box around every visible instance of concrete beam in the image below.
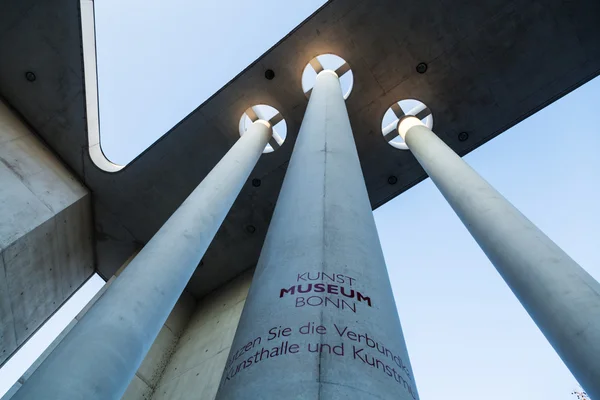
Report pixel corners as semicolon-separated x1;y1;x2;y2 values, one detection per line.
0;99;93;366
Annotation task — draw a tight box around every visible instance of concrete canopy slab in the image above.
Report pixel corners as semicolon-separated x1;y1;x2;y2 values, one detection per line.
0;0;599;299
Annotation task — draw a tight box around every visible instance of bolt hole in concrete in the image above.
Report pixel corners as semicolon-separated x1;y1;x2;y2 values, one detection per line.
24;71;36;82
238;104;286;153
381;99;433;150
301;54;353;99
264;69;275;80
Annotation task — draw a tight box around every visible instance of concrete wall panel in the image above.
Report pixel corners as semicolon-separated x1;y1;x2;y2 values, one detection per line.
0;159;53;250
0;98;93;364
2;199;94;347
164;290;196;336
125;289;197;397
0;100;87;248
0;254;17;364
54;195;94;298
151;350;229;400
137;326;178;388
3;216;65;345
0;100;27;143
151;271;252;400
0;134;86;213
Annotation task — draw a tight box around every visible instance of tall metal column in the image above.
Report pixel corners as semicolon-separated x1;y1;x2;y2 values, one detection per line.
217;70;419;399
399;117;600;397
13;121;273;400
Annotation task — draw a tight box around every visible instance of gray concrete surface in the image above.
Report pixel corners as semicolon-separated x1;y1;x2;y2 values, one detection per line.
217;71;418;399
121;290;196;400
121;375;153;400
401;118;600;398
0;99;93;366
12;121;272;400
1;0;599;299
151;271;253;400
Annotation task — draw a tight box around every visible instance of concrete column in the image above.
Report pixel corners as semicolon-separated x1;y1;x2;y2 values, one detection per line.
399;117;600;398
13;121;273;400
217;71;419;399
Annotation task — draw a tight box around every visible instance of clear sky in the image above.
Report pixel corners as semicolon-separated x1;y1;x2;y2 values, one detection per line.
0;275;105;397
94;0;328;165
376;75;600;399
1;0;598;398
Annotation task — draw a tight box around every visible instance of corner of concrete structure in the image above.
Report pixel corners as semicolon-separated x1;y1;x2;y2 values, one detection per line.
0;97;94;366
121;374;153;400
150;269;254;400
124;288;198;399
164;289;197;337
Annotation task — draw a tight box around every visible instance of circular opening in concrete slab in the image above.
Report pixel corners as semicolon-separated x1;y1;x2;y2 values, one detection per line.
301;54;353;100
381;99;433;150
239;104;287;153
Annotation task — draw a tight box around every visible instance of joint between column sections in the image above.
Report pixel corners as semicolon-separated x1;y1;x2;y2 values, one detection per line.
318;69;339;78
397;116;425;141
302;54;354;100
254;119;272;129
239;105;287;153
381;99;433;150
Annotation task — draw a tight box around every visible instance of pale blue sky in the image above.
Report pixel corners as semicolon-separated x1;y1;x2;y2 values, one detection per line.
1;0;597;398
0;275;105;397
95;0;328;165
376;75;600;399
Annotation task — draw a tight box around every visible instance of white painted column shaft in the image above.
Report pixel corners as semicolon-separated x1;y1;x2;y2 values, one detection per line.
400;117;600;398
13;121;272;400
217;71;419;399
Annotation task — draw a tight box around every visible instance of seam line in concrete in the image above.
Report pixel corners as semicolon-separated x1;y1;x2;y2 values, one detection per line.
0;1;38;37
0;156;57;215
317;88;330;400
134;371;153;390
162;322;175;337
145;327;187;397
0;134;28;147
